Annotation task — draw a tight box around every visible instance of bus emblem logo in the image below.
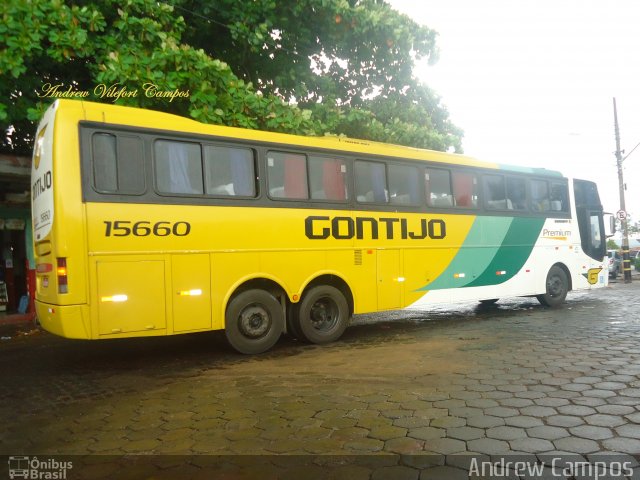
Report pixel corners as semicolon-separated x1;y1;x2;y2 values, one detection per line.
33;125;47;170
583;268;603;285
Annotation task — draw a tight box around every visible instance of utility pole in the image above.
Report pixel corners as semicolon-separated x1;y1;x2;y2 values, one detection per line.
613;97;632;283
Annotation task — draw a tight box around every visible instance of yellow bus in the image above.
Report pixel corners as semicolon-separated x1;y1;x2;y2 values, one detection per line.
31;100;608;354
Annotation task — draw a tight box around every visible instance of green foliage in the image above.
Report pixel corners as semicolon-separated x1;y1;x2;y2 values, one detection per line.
1;0;462;155
607;239;619;250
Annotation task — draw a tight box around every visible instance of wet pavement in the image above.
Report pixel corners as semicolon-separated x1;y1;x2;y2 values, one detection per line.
1;275;640;479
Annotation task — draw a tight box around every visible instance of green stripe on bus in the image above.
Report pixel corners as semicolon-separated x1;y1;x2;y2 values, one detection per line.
497;164;564;177
417;216;513;291
417;216;546;291
464;217;546;288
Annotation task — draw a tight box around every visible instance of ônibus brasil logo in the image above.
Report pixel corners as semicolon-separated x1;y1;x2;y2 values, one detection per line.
8;456;72;479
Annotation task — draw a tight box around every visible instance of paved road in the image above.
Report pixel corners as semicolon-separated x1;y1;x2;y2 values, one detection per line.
1;276;640;479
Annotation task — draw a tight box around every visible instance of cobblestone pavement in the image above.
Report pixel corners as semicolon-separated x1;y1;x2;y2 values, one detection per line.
1;276;640;479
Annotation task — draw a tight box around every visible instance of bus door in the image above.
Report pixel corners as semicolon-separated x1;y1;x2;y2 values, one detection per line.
574;179;606;262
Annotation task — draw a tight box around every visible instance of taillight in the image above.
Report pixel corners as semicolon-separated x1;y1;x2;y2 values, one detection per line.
57;258;68;293
36;263;53;273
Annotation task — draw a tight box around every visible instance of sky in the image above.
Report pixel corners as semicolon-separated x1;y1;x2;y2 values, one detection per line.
388;0;640;224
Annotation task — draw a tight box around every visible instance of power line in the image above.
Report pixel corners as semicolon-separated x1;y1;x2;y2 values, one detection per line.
622;141;640;162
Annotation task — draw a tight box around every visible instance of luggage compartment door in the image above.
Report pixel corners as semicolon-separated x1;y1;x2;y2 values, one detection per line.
377;249;402;310
97;260;166;335
171;254;211;332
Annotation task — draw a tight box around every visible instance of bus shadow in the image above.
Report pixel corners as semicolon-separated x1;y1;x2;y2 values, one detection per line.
0;296;592;415
0;296;582;390
21;296;557;371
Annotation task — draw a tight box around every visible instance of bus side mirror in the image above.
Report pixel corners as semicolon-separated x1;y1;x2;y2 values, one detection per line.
604;213;616;237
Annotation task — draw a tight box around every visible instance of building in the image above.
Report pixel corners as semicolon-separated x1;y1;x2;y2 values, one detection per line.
0;153;34;316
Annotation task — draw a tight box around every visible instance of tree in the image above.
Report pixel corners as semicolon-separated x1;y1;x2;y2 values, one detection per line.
178;0;462;150
1;0;462;156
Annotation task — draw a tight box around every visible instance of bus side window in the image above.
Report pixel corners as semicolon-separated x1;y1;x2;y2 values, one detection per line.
93;133;118;192
531;179;550;212
506;176;527;210
204;145;256;197
484;174;510;210
308;156;347;201
267;151;308;199
550;182;569;212
355;160;388;203
452;171;478;208
590;213;603;251
425;168;454;207
155;140;203;195
92;133;145;194
388;164;420;205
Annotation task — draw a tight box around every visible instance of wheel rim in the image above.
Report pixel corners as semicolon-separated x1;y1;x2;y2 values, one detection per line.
238;304;271;338
309;296;339;332
547;275;564;297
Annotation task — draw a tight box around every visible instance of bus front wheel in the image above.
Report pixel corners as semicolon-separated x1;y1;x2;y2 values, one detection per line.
537;266;568;308
225;289;284;354
295;285;349;344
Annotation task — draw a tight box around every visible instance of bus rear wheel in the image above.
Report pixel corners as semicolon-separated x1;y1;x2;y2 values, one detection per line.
537;265;568;308
286;306;304;340
225;289;283;354
295;285;349;344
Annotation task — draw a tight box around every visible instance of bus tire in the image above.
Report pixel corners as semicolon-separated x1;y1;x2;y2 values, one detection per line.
286;304;304;340
537;265;568;308
296;285;349;344
225;289;283;354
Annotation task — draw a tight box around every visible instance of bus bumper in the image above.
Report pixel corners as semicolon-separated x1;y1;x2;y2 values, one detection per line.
35;301;91;339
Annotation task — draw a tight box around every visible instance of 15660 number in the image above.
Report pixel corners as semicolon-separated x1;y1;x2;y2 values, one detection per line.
103;221;191;237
